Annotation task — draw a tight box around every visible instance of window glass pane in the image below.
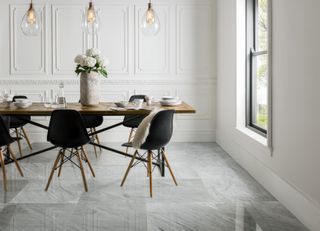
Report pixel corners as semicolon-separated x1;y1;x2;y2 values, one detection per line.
257;0;268;51
252;53;268;130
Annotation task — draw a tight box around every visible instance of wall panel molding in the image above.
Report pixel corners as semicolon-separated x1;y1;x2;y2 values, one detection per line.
3;0;217;142
9;4;47;75
0;78;217;86
135;5;170;74
176;4;214;75
52;4;87;75
95;5;129;74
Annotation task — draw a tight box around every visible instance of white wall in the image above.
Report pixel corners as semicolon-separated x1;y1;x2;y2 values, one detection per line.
0;0;217;142
217;0;320;230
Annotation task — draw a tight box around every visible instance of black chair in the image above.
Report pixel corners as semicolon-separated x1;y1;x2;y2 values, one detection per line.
123;95;147;154
79;100;103;157
10;96;32;157
45;110;95;192
120;110;178;197
82;115;103;157
0;116;24;191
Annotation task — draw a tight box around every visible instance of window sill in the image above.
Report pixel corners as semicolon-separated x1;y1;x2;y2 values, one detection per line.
236;126;267;145
235;126;272;156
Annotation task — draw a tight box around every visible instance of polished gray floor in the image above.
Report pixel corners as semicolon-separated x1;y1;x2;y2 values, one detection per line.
0;142;307;231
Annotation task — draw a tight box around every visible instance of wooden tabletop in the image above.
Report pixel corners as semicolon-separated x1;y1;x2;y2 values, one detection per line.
0;101;196;116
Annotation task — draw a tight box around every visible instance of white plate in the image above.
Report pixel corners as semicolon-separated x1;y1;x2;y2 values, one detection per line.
125;106;142;110
114;102;128;108
160;100;182;106
161;99;181;103
161;96;178;101
14;102;32;109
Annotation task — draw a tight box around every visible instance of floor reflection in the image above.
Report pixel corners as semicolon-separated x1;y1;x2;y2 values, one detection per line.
0;143;308;231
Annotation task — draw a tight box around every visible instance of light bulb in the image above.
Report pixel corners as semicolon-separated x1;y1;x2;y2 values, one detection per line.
87;4;96;23
146;8;155;24
21;2;41;36
141;3;160;36
27;8;36;24
82;1;100;35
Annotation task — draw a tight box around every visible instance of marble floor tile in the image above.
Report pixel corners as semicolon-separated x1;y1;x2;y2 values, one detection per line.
0;142;308;230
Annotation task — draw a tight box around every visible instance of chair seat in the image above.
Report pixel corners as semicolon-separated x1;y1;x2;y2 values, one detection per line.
121;142;161;151
122;142;133;148
82;115;103;129
9;116;30;128
52;137;90;149
123;116;146;128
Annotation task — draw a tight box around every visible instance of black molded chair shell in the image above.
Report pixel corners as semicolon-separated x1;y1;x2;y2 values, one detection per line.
123;95;147;128
10;96;31;128
82;115;103;129
78;100;103;129
140;110;174;151
0;116;14;147
47;110;90;148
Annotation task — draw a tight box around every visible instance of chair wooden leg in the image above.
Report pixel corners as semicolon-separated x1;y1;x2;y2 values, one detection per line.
120;150;138;187
148;150;153;197
0;150;7;192
21;127;32;150
125;128;134;154
75;149;88;192
91;128;98;158
81;146;95;177
58;149;66;177
93;128;102;152
15;128;23;157
45;150;62;191
7;145;23;177
162;151;178;186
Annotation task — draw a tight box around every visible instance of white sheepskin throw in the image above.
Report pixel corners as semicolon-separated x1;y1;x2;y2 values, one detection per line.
132;109;163;149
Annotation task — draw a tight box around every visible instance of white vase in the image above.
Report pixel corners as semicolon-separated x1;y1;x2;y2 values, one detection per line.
80;72;101;106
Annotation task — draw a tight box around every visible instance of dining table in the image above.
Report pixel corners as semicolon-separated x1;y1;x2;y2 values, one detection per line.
0;101;196;177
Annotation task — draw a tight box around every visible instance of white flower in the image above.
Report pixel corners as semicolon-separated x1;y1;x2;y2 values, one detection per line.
74;55;86;64
95;55;105;66
82;57;97;67
86;48;101;57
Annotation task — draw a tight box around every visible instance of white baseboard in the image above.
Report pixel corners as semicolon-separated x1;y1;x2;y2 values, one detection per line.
217;133;320;231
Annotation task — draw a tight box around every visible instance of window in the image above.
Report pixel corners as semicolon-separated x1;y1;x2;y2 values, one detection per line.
246;0;269;136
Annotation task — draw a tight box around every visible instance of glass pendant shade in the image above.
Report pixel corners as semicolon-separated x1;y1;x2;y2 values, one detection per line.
141;2;160;36
21;2;41;36
82;1;100;35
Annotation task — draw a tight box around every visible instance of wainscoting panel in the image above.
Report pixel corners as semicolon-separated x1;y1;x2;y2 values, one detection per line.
96;5;129;74
176;4;214;75
10;5;47;75
135;5;170;74
52;5;87;75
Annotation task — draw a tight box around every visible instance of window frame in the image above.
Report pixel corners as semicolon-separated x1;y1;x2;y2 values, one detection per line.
246;0;269;137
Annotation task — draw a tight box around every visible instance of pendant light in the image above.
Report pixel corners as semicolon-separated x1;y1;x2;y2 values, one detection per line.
140;0;160;36
82;0;100;35
21;0;41;36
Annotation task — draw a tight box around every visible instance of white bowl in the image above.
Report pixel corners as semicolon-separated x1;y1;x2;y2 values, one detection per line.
161;96;179;101
160;100;182;106
14;102;32;109
15;99;30;104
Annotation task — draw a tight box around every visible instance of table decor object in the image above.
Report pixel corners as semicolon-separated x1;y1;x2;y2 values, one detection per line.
160;96;182;106
75;48;108;106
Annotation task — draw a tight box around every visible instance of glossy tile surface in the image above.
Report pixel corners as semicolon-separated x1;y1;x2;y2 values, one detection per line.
0;142;308;230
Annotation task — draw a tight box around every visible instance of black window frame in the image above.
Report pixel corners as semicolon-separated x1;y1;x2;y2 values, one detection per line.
246;0;268;137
